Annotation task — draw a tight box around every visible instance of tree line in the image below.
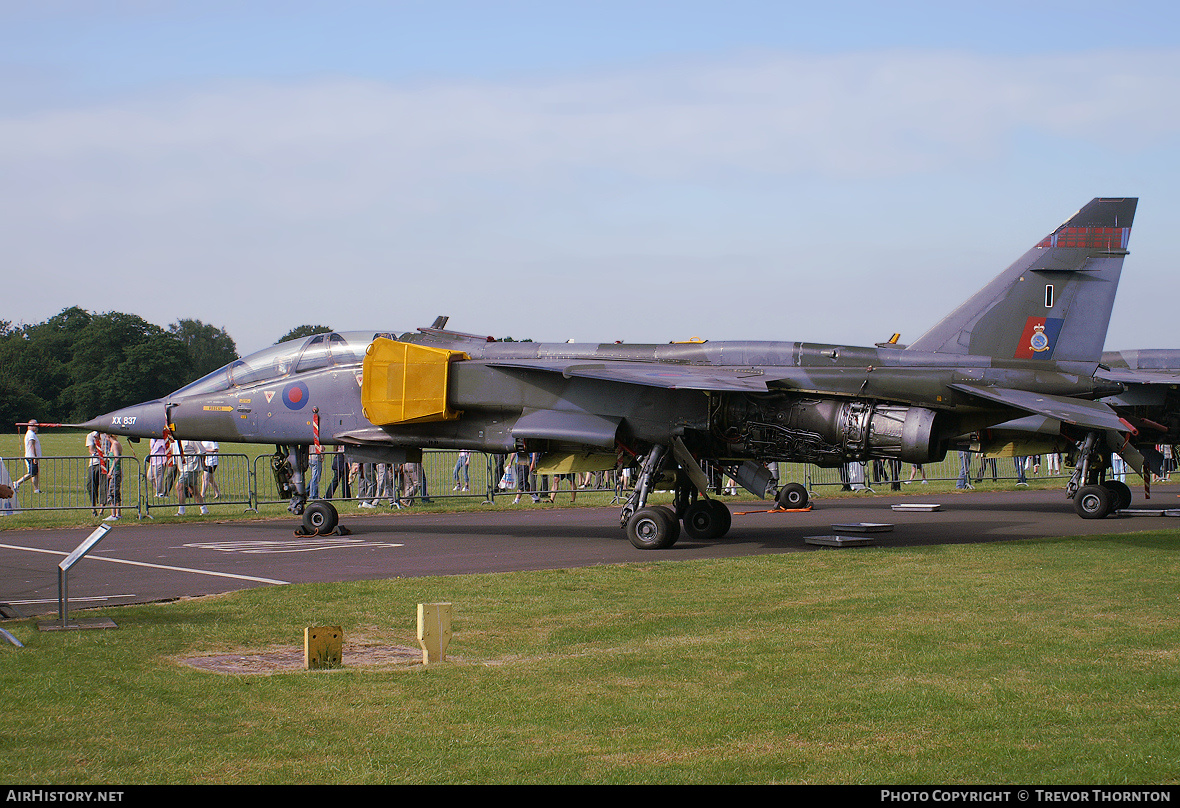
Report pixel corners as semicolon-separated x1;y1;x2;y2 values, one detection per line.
1;310;523;429
0;307;239;428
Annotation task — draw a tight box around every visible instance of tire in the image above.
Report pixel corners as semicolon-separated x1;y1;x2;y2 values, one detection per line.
776;482;809;510
683;499;731;540
1074;484;1113;519
654;506;681;544
1100;480;1132;511
626;506;679;550
303;500;339;534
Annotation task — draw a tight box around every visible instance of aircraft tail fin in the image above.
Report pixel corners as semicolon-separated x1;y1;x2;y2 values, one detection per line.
907;198;1137;363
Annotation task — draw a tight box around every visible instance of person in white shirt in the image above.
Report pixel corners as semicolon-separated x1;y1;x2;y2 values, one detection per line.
86;431;103;515
176;440;209;516
201;440;221;499
13;420;42;494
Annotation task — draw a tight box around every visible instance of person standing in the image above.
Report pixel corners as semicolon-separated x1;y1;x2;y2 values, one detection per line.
13;420;41;494
399;462;419;506
453;450;470;492
1112;453;1127;483
956;451;974;490
549;471;577;504
357;462;376;508
103;433;123;521
1046;452;1061;475
176;440;208;516
511;451;539;504
415;460;432;503
307;441;322;500
326;445;350;500
1014;456;1028;486
976;455;997;483
147;436;168;497
85;431;104;515
201;440;221;500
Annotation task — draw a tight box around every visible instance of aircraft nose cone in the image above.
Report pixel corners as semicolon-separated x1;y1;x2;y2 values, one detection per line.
74;400;168;439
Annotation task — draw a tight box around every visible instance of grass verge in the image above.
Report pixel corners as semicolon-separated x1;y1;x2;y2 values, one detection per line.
2;530;1179;784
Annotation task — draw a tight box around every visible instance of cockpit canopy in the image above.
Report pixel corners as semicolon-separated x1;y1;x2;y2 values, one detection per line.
171;331;400;398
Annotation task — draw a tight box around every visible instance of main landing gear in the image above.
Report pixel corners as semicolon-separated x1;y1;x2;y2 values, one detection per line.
1067;431;1134;519
620;445;681;549
621;444;792;550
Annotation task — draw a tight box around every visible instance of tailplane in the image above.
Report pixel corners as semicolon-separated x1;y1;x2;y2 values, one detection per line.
907;198;1137;362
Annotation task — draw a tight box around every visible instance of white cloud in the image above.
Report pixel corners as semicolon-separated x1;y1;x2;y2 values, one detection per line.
2;48;1179;350
4;49;1179;201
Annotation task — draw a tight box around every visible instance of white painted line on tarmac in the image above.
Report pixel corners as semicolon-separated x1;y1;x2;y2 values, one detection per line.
182;537;404;554
0;542;289;585
9;595;138;606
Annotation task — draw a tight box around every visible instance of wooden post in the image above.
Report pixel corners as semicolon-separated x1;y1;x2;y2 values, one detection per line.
304;625;343;669
417;603;452;664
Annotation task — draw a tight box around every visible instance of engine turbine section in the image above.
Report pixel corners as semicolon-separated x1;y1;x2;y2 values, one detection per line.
713;393;945;467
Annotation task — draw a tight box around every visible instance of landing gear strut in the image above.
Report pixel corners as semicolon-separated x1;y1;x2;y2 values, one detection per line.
1068;432;1125;519
620;443;734;549
274;444;311;516
621;445;679;549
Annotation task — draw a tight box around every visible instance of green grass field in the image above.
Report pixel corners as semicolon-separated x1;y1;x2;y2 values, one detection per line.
2;529;1179;784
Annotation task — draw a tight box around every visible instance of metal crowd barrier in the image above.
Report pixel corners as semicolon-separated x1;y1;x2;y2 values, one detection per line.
803;454;1068;491
142;452;254;517
1;449;1076;522
260;450;622;509
1;455;142;518
0;451;256;519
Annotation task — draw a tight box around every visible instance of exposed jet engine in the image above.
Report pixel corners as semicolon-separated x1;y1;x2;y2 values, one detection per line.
712;393;946;466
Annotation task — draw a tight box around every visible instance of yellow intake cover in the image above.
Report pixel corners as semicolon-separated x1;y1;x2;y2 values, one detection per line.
361;338;468;425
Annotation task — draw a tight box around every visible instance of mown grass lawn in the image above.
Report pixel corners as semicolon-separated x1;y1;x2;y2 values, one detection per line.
2;530;1178;784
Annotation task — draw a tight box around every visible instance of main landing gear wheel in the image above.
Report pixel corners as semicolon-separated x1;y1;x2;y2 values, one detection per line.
776;482;809;510
1074;484;1114;520
300;500;340;535
682;499;732;540
626;506;680;550
1100;479;1133;511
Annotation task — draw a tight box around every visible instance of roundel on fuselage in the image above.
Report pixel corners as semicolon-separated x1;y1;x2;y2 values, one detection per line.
283;381;310;410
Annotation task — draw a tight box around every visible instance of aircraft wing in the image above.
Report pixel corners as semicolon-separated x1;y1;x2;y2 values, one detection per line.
948;383;1132;433
1097;368;1180;385
483;359;777;392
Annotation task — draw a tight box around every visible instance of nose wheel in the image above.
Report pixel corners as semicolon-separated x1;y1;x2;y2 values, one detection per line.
296;500;349;536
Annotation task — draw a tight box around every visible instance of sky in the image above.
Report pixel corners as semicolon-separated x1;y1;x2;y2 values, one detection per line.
2;0;1180;355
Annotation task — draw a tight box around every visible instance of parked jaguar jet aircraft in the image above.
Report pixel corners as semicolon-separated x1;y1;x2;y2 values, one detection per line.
81;197;1142;547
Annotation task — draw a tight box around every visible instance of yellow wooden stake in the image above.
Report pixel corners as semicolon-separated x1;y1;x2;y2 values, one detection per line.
417;603;452;664
304;625;343;670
